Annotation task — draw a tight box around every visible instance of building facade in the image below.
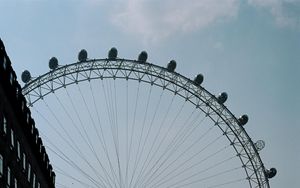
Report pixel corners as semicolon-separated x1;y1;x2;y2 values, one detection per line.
0;38;55;188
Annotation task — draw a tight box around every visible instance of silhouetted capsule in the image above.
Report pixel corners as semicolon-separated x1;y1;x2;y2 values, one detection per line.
21;70;31;83
49;57;58;70
108;47;118;60
78;49;88;62
138;51;148;62
266;168;277;179
167;60;177;72
194;74;204;86
238;114;248;126
217;92;228;104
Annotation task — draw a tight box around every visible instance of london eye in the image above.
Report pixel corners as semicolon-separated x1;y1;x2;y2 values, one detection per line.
21;48;276;188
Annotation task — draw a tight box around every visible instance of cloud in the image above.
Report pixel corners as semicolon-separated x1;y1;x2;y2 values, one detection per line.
110;0;299;43
248;0;300;28
110;0;239;43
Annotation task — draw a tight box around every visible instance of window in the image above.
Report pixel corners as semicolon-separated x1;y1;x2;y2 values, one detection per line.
22;153;26;171
3;115;7;134
10;72;14;85
26;113;30;124
46;160;49;169
10;129;14;148
52;173;56;185
14;178;17;188
2;56;7;70
31;124;34;134
7;167;11;187
21;101;25;111
16;87;19;99
27;163;31;183
17;141;21;160
35;134;38;144
37;182;40;188
32;173;36;188
39;144;42;153
0;154;3;177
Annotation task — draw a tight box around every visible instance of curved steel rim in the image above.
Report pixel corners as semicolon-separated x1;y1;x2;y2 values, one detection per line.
22;58;269;188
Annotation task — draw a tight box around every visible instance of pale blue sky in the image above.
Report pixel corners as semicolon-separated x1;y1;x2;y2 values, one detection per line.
1;0;299;188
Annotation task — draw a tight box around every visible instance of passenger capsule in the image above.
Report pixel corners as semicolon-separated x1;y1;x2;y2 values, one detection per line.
78;49;88;62
49;57;58;70
21;70;31;83
138;51;148;62
167;60;177;72
255;140;265;151
193;74;204;86
108;47;118;60
238;114;248;126
217;92;228;104
266;168;277;179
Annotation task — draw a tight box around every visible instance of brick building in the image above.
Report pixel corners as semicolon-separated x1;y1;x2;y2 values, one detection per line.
0;38;55;188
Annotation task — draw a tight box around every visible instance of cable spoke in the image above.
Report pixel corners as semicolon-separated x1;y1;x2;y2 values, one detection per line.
41;133;106;188
100;79;122;188
129;85;153;186
149;145;233;188
138;107;207;187
24;59;265;188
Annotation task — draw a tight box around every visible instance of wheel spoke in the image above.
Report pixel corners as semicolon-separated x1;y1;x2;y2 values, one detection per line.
22;58;269;188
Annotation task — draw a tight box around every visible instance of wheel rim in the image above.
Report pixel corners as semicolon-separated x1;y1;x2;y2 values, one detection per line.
22;58;270;188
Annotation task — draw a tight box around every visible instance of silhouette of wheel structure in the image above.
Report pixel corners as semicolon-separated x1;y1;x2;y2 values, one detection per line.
22;48;276;188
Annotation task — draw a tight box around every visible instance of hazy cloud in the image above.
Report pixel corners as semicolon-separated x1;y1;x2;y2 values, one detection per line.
111;0;239;42
248;0;300;28
110;0;299;42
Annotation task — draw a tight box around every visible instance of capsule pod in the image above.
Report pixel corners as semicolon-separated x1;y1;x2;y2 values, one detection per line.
266;168;277;179
78;49;88;62
138;51;148;62
255;140;265;151
21;70;31;83
108;47;118;60
194;74;204;86
217;92;228;104
49;57;58;70
238;114;248;126
167;60;177;72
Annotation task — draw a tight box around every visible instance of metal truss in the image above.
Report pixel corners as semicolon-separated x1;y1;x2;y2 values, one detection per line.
22;58;270;188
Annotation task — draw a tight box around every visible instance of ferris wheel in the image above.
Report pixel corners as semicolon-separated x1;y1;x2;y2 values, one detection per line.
21;48;276;188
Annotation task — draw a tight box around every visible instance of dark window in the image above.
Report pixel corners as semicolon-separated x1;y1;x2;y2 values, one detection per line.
32;173;36;188
2;56;7;70
27;163;31;183
10;129;15;148
16;87;19;99
14;178;17;188
26;113;30;124
7;167;11;187
21;101;25;111
0;154;3;177
22;153;26;171
9;72;14;85
3;115;7;134
17;141;21;160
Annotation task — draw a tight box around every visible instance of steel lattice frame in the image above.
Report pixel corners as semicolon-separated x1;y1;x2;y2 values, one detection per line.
22;58;270;188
